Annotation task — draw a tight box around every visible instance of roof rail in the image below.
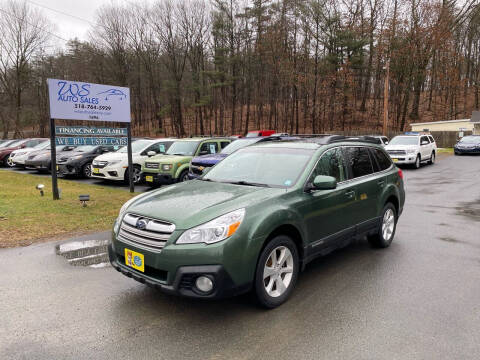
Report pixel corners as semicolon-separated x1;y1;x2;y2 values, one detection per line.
294;134;331;138
326;135;382;145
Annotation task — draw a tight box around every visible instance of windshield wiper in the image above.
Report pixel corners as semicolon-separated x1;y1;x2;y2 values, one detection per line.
226;180;270;188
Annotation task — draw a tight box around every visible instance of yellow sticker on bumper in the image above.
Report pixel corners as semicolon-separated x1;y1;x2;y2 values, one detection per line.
124;248;145;272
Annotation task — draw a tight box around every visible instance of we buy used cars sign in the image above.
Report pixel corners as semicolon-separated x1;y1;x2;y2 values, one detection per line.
47;79;131;123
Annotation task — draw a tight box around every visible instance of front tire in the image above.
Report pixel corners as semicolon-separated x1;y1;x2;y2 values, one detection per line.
413;155;421;169
254;235;299;308
428;152;435;165
6;156;15;168
124;165;142;184
178;169;189;182
368;203;397;248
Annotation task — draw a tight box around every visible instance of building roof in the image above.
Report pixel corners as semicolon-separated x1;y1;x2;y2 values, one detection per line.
411;119;472;126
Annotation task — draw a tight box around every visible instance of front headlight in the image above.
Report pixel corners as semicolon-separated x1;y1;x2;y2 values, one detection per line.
406;149;416;154
69;155;83;161
176;208;245;245
162;164;173;171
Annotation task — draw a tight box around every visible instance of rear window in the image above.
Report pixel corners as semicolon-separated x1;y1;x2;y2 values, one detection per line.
345;147;374;178
371;148;392;171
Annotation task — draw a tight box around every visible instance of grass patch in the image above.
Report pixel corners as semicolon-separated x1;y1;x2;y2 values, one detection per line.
437;148;454;154
0;170;137;247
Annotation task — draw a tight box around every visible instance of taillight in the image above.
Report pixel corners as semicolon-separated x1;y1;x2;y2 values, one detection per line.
398;168;403;180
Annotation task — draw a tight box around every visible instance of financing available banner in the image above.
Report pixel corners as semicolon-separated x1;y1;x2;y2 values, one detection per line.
55;126;127;136
47;79;131;123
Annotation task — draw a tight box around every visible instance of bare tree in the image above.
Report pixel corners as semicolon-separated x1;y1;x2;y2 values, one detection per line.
0;0;51;137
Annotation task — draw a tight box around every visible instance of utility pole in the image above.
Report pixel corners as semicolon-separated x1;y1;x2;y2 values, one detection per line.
383;60;390;136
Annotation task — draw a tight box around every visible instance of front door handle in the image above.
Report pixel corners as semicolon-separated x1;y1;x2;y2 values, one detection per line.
345;190;355;199
377;179;385;187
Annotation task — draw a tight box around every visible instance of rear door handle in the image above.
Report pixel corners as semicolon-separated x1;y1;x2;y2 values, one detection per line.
345;190;355;199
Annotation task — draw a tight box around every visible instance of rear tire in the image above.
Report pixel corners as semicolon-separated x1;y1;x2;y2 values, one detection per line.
82;163;92;178
254;235;299;309
368;203;397;248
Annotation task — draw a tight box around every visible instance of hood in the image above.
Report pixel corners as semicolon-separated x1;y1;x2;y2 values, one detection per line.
93;152;130;162
11;147;37;155
385;144;418;151
148;154;191;164
192;153;228;166
126;180;282;229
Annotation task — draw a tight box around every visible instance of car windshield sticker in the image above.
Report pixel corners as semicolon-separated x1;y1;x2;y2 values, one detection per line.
284;180;292;186
209;144;216;153
159;144;165;153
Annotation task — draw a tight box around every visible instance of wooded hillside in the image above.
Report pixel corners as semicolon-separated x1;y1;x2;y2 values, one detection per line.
0;0;479;138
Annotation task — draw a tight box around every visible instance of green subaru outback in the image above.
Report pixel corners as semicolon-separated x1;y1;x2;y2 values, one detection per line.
141;137;232;185
109;136;405;308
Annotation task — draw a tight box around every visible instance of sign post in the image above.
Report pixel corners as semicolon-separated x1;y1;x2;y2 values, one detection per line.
50;118;60;200
47;79;132;199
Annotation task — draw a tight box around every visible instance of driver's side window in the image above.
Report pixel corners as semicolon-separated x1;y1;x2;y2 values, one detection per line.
309;148;347;184
198;142;219;155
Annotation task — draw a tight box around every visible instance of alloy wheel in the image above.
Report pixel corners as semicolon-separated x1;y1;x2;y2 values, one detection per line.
263;246;294;298
430;152;435;164
6;156;15;167
415;156;420;169
133;167;142;184
84;164;92;177
382;209;395;241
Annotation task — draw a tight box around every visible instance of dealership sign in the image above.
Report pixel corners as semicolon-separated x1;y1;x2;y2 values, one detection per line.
55;137;128;146
55;126;127;136
47;79;131;123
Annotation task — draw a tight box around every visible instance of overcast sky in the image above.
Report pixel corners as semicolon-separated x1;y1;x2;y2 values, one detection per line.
28;0;154;46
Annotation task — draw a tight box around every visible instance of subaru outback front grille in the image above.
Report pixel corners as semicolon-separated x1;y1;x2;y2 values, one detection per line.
145;162;159;169
118;213;175;251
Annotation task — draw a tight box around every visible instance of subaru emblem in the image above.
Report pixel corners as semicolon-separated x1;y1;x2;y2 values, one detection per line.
136;219;148;230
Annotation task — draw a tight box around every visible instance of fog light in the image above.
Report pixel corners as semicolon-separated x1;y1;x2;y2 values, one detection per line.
195;275;213;293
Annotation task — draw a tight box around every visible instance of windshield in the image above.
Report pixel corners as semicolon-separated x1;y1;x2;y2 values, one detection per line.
117;139;153;153
32;141;49;149
459;136;480;144
389;136;419;146
221;139;259;154
166;141;199;156
204;147;313;187
0;140;15;148
3;140;24;148
74;145;97;152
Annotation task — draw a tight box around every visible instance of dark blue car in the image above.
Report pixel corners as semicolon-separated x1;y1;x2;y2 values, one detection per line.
188;136;296;179
454;135;480;155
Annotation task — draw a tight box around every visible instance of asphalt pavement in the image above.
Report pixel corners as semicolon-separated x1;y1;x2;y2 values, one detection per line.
1;154;480;360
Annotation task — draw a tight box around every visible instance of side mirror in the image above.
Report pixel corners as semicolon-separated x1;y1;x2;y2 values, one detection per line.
307;175;337;192
147;151;156;157
421;141;429;145
202;167;211;175
384;141;389;145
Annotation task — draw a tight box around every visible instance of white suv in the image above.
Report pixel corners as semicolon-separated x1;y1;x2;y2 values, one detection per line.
385;134;437;169
91;138;175;183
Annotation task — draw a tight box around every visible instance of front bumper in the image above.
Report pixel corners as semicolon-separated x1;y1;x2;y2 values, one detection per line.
187;171;200;180
25;159;50;171
142;172;175;185
91;165;125;181
389;154;417;165
57;162;81;176
454;147;480;154
108;244;250;298
12;156;28;165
